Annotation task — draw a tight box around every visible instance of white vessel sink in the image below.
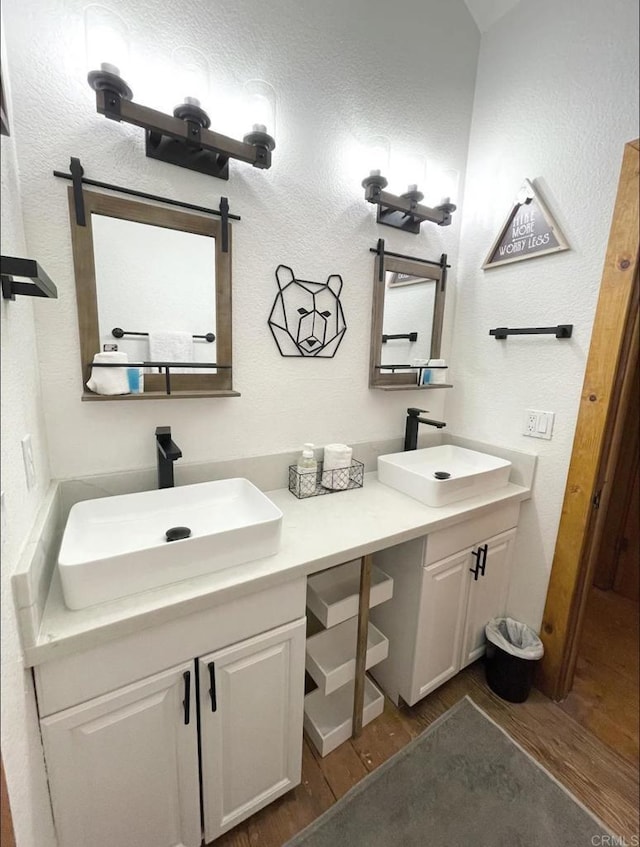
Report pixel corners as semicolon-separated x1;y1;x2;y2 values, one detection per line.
377;445;511;508
58;478;283;610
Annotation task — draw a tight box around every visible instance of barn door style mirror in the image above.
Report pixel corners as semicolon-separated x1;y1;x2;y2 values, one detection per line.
68;189;237;399
369;248;447;390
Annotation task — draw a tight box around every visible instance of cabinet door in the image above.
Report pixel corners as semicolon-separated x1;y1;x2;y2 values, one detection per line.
199;618;306;842
460;528;517;668
40;662;201;847
409;550;470;705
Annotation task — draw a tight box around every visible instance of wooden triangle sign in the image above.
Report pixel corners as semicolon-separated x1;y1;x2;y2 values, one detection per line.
482;179;570;270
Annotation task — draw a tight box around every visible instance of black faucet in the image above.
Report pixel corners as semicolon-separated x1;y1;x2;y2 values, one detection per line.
155;426;182;489
404;407;447;451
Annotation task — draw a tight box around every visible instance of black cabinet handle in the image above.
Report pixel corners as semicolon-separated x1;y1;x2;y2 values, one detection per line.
470;544;489;581
479;544;488;578
208;662;217;712
182;670;191;725
470;548;482;581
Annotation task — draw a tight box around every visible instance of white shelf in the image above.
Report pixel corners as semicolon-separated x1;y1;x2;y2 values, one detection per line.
306;561;394;628
305;618;389;696
303;675;384;757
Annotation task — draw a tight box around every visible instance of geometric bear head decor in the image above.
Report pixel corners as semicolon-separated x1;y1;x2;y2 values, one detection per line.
268;264;347;357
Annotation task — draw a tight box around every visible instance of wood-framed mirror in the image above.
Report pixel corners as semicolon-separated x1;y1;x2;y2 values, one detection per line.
69;188;237;400
369;252;447;390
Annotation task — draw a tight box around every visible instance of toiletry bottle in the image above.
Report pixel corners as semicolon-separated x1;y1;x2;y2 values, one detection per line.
297;443;318;497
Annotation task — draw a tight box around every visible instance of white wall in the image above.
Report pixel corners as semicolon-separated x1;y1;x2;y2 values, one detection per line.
0;20;57;847
2;0;480;480
448;0;639;628
1;3;479;844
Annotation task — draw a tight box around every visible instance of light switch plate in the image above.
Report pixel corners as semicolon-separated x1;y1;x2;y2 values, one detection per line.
523;409;555;440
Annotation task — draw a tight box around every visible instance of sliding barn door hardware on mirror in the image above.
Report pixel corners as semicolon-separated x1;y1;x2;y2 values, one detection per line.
489;325;574;340
54;158;240;252
370;239;450;283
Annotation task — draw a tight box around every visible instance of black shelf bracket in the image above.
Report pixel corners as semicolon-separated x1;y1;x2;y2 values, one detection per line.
489;324;573;340
1;256;58;300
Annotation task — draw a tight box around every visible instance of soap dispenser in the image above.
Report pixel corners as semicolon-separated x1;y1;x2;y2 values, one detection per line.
297;443;318;497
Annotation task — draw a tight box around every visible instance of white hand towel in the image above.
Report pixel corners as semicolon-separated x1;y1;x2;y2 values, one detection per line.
322;443;353;490
148;331;194;374
86;352;130;395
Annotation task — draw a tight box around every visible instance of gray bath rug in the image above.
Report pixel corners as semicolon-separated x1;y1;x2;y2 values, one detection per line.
286;696;611;847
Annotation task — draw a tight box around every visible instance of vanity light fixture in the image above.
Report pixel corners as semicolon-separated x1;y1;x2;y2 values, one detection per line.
86;63;276;180
362;171;457;233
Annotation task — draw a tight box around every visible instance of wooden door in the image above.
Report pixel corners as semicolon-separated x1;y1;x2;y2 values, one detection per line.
613;463;640;600
460;529;516;668
40;662;201;847
198;618;306;843
410;549;469;704
593;354;639;598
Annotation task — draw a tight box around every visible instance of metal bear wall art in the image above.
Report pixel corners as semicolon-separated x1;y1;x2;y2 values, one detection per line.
268;265;347;357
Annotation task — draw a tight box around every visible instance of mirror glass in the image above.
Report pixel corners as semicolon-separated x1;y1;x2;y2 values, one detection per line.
369;253;446;389
380;270;437;368
92;216;217;372
69;188;234;398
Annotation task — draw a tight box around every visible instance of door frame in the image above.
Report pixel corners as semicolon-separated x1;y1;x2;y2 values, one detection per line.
537;138;639;701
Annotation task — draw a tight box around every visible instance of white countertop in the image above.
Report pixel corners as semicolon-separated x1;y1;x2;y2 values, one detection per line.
27;474;530;667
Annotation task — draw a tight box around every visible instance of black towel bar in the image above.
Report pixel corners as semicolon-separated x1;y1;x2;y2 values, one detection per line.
112;327;215;343
489;325;573;340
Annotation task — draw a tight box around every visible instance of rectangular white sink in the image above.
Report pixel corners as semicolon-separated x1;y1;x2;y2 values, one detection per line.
58;478;283;610
377;445;511;508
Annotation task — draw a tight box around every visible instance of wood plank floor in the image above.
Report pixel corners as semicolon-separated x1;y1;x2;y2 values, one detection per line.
559;587;639;764
213;661;640;846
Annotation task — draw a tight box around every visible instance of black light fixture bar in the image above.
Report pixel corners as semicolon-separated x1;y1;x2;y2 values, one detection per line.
91;82;274;180
382;332;419;343
1;256;58;300
489;325;573;340
112;327;215;343
363;177;456;234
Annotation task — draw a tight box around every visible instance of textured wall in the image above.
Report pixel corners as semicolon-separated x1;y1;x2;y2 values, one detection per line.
448;0;639;628
1;3;479;844
3;0;480;480
0;20;57;847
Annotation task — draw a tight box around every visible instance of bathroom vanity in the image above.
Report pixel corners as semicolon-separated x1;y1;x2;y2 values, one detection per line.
16;450;532;847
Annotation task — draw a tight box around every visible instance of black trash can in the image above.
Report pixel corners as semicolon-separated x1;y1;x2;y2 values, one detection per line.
485;618;544;703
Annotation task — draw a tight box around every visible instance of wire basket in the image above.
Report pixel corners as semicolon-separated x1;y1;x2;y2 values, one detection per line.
288;459;364;499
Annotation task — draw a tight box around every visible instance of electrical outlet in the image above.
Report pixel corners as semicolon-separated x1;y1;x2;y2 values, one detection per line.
523;410;555;440
21;435;36;489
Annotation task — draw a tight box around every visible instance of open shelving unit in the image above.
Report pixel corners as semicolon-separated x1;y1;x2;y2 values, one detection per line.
303;559;393;757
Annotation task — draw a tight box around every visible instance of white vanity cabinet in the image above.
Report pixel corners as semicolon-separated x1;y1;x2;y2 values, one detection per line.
198;620;305;842
34;580;307;847
369;502;519;706
40;662;202;847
